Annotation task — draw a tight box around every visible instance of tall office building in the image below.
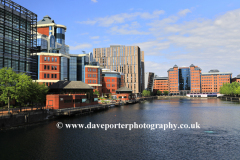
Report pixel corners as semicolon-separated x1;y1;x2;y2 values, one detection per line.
0;0;37;78
145;72;154;92
93;45;145;95
31;16;71;85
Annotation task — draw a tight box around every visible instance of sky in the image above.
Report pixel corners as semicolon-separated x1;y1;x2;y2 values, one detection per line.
13;0;240;77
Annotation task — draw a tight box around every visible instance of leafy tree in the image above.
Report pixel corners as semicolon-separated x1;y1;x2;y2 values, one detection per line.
157;90;162;95
142;90;151;97
0;67;19;113
14;73;33;109
163;91;169;95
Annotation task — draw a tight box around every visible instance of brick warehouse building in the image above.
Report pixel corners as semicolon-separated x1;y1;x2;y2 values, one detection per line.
0;0;37;78
93;45;145;95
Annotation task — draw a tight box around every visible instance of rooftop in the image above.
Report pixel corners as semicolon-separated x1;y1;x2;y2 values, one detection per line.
116;86;132;92
49;81;93;90
37;15;55;25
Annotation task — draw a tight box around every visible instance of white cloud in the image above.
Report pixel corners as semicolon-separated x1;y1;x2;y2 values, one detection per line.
178;9;191;16
140;8;240;76
109;22;149;35
91;0;98;3
90;36;100;39
70;43;92;50
78;10;165;27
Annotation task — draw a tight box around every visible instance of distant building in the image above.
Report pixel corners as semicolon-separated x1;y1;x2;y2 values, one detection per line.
201;69;232;93
168;65;179;95
232;74;240;83
153;77;168;94
85;65;102;96
145;72;155;92
93;45;145;95
167;64;202;95
0;0;37;78
102;69;123;96
69;52;93;82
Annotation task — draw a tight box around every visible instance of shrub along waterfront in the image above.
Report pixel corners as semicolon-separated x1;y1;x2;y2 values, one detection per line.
0;67;48;113
220;82;240;96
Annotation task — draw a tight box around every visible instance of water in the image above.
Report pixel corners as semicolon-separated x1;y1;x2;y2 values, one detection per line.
1;98;240;159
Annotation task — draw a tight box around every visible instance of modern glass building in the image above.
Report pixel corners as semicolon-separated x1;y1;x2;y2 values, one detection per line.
61;57;68;81
0;0;37;79
178;68;190;90
69;53;92;82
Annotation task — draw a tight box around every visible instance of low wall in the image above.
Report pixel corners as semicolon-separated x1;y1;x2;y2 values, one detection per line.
0;111;49;129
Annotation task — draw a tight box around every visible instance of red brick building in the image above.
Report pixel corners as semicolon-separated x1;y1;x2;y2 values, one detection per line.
102;69;123;96
32;53;70;86
85;65;102;96
116;86;136;103
168;65;179;94
153;77;168;94
190;64;201;93
46;81;98;109
232;74;240;83
201;70;232;93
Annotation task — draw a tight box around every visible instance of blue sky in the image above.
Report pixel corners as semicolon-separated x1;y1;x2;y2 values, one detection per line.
14;0;240;77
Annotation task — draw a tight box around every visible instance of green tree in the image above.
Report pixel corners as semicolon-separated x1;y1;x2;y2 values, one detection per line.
14;73;33;109
0;67;19;113
157;90;162;95
142;90;151;97
163;91;169;95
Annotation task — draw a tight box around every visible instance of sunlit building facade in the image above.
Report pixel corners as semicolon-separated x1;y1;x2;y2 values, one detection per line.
93;45;145;95
201;70;232;93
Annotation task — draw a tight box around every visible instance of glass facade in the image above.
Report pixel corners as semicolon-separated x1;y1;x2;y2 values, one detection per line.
179;68;190;90
61;57;68;80
55;27;65;44
0;0;37;78
69;57;77;81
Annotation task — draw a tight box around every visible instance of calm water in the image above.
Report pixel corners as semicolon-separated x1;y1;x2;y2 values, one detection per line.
1;98;240;160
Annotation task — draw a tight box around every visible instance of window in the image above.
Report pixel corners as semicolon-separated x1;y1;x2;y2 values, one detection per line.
48;57;50;61
55;74;57;78
44;74;46;78
52;66;54;70
47;66;49;70
47;74;49;78
51;74;53;78
90;69;91;71
44;65;46;69
44;57;46;61
112;79;115;82
55;66;57;70
112;84;115;87
52;57;54;62
55;58;57;62
90;80;91;83
46;82;48;86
